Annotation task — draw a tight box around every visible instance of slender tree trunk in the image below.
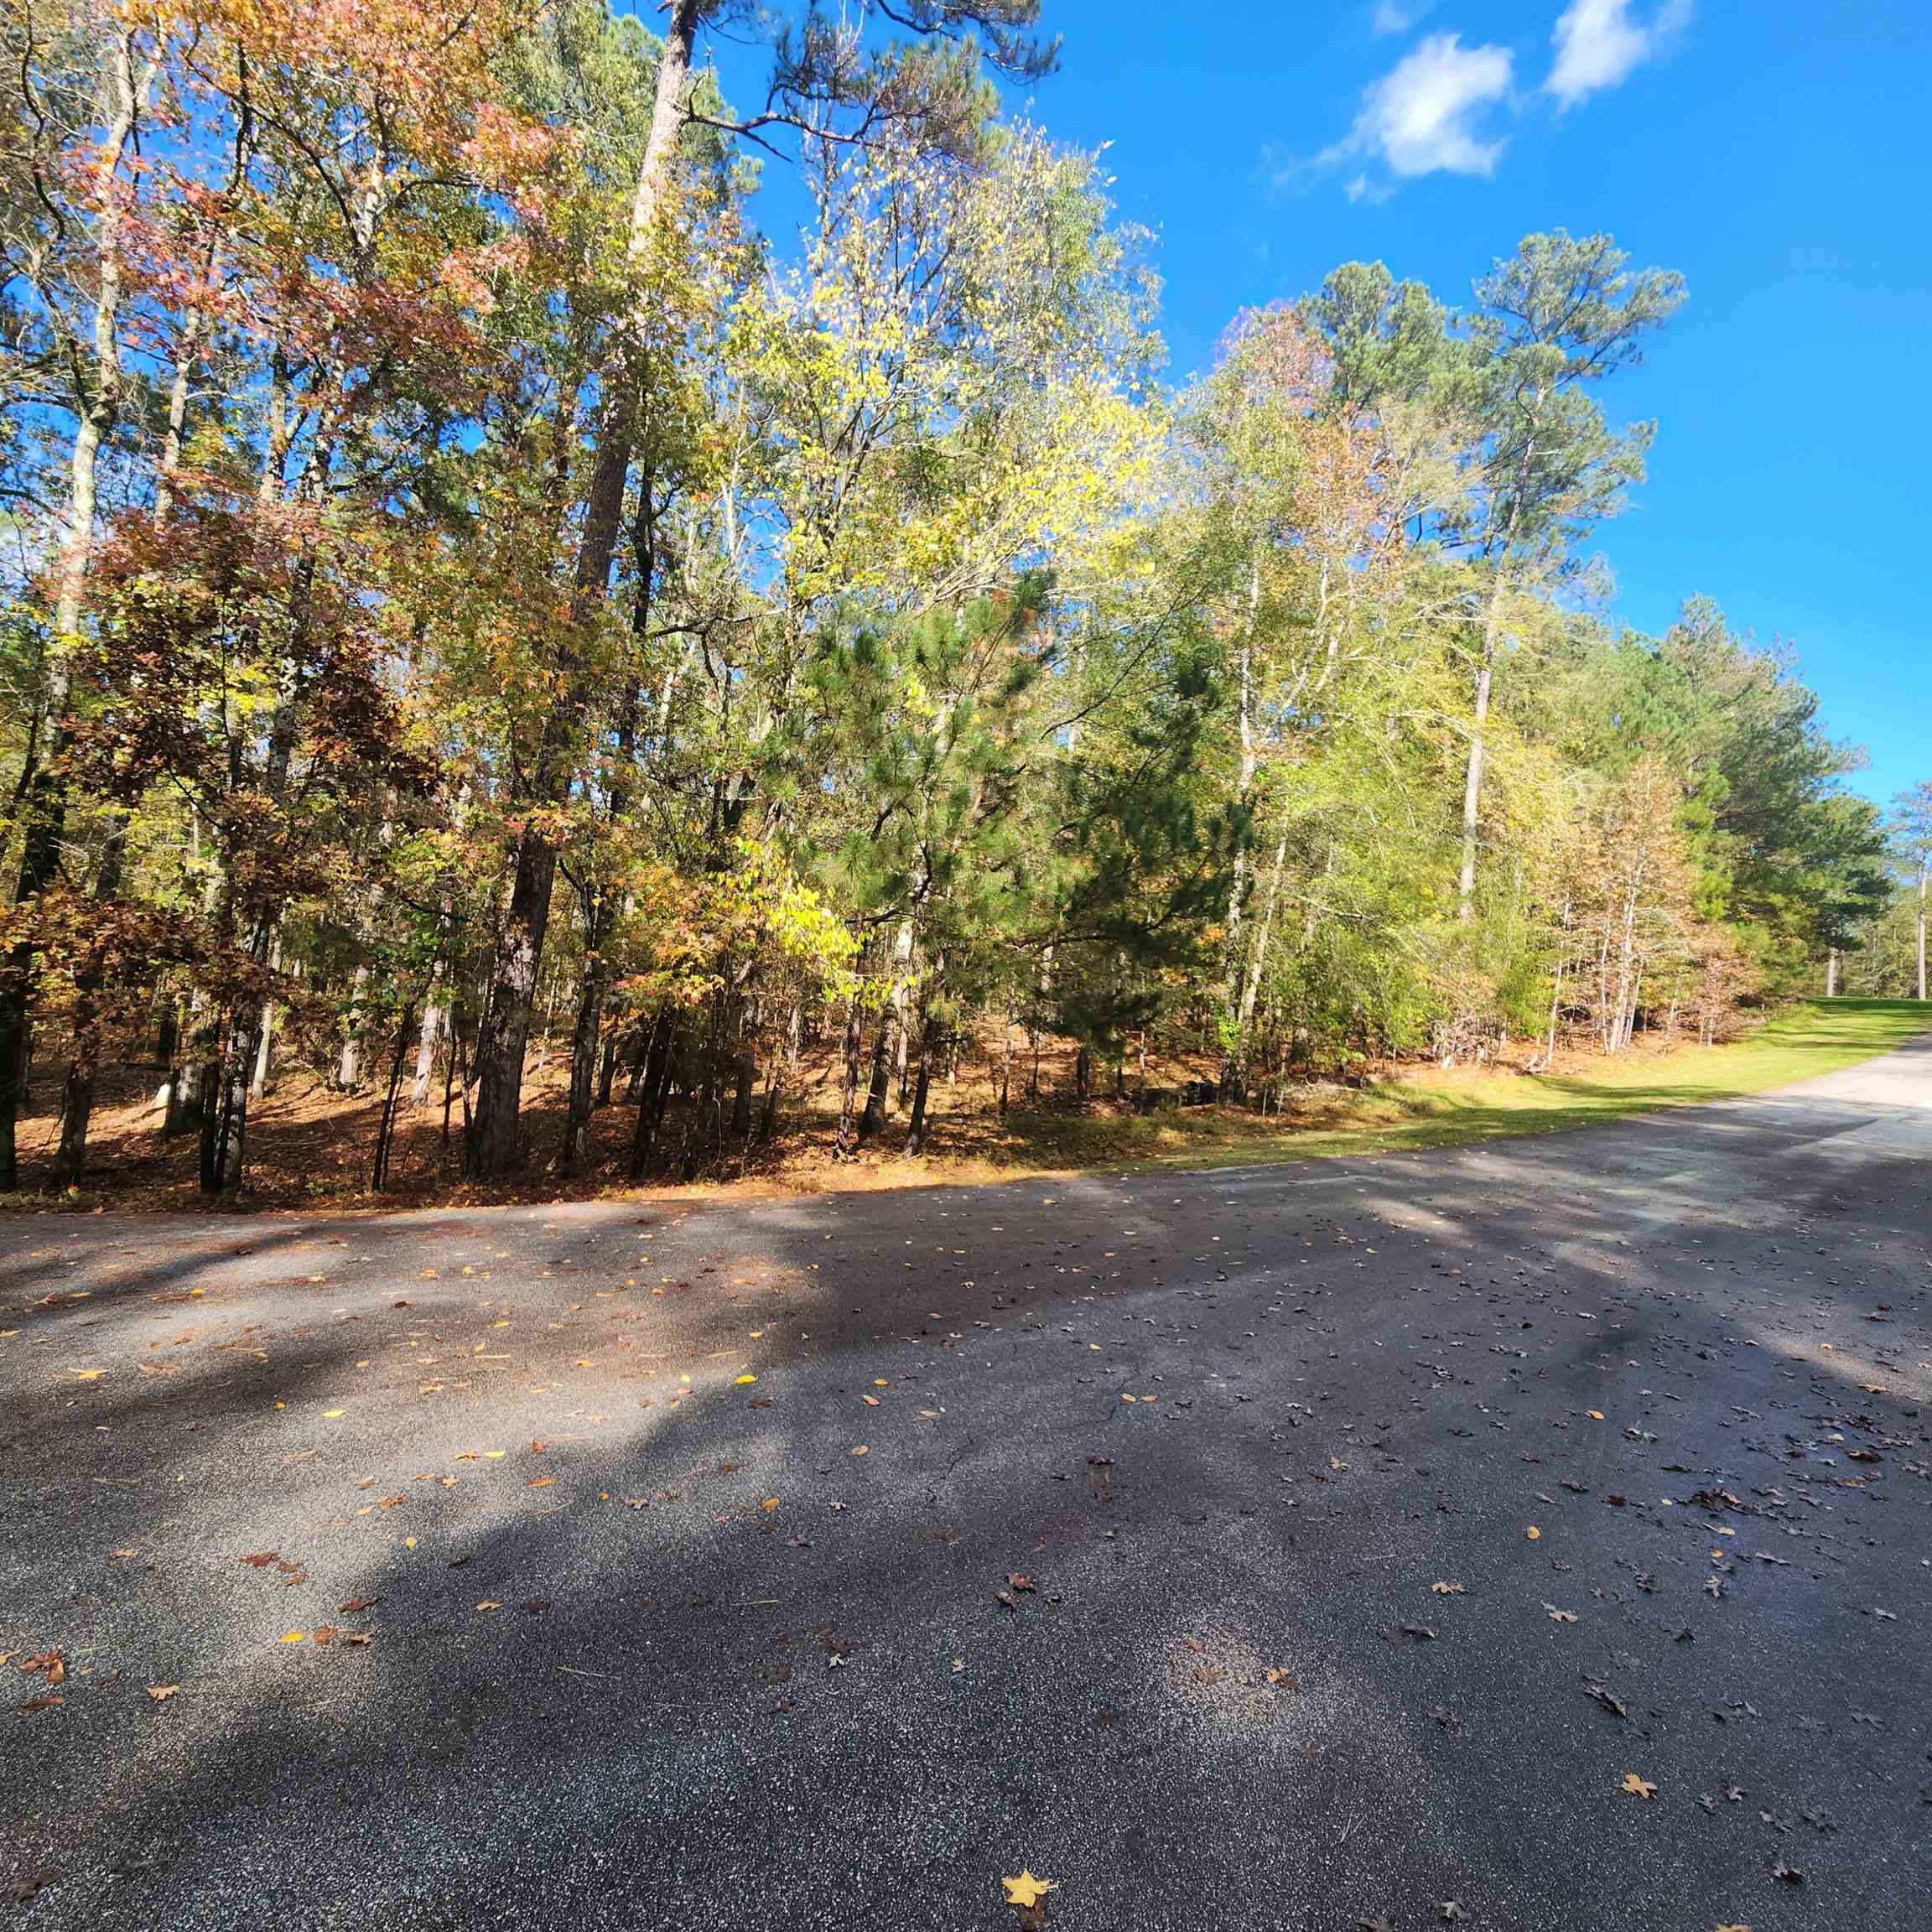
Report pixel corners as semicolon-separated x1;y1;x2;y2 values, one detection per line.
1456;624;1497;922
1221;555;1260;1092
1237;809;1296;1067
410;983;445;1107
627;1010;674;1179
903;966;943;1157
834;989;866;1156
560;878;611;1172
251;994;276;1099
0;36;153;1190
998;998;1012;1118
1918;866;1928;1001
730;1032;756;1141
1539;900;1571;1070
757;1000;797;1145
336;959;369;1090
1825;948;1838;1000
49;819;129;1190
440;1005;463;1174
859;1003;893;1141
371;1000;416;1192
560;956;605;1172
466;833;558;1178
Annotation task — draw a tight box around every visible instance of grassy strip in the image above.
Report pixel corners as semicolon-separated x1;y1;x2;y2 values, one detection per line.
983;998;1932;1178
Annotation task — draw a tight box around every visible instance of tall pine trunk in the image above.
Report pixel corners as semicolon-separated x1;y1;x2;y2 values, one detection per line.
465;3;695;1180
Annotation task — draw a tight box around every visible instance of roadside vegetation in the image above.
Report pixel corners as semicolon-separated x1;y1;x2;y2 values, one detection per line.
3;2;1924;1208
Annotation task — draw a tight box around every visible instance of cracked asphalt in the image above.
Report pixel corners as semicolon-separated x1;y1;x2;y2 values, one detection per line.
3;1032;1930;1931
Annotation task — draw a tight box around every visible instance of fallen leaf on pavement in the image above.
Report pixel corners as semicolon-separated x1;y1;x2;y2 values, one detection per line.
1622;1773;1658;1798
1002;1872;1053;1909
146;1685;179;1702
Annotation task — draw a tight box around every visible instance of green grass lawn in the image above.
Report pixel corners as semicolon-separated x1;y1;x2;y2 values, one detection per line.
988;999;1932;1177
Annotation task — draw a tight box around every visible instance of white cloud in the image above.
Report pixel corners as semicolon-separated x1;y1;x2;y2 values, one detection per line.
1334;33;1515;179
1371;0;1436;34
1547;0;1690;106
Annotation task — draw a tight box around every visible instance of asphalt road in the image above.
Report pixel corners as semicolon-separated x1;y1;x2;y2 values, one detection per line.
3;1036;1930;1932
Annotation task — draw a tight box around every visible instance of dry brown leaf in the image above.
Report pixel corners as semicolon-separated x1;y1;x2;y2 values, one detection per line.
1622;1773;1658;1799
147;1684;179;1702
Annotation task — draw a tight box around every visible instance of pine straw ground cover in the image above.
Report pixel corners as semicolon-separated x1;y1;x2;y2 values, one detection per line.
3;999;1924;1213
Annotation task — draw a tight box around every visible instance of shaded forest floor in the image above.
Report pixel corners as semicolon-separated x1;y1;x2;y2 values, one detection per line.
7;998;1927;1214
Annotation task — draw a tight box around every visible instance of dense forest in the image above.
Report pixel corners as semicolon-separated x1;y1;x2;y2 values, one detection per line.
0;0;1919;1197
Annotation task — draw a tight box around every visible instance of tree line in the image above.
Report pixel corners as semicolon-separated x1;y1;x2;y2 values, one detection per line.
0;0;1903;1195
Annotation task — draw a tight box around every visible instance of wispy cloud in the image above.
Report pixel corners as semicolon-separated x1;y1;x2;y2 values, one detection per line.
1330;32;1515;180
1547;0;1691;106
1370;0;1437;35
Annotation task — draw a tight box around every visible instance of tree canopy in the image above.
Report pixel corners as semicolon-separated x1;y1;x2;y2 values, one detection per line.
0;0;1902;1195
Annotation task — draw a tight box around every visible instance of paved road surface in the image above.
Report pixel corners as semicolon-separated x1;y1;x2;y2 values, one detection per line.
3;1037;1930;1930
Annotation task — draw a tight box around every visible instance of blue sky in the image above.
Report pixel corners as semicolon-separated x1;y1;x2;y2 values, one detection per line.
995;0;1929;805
